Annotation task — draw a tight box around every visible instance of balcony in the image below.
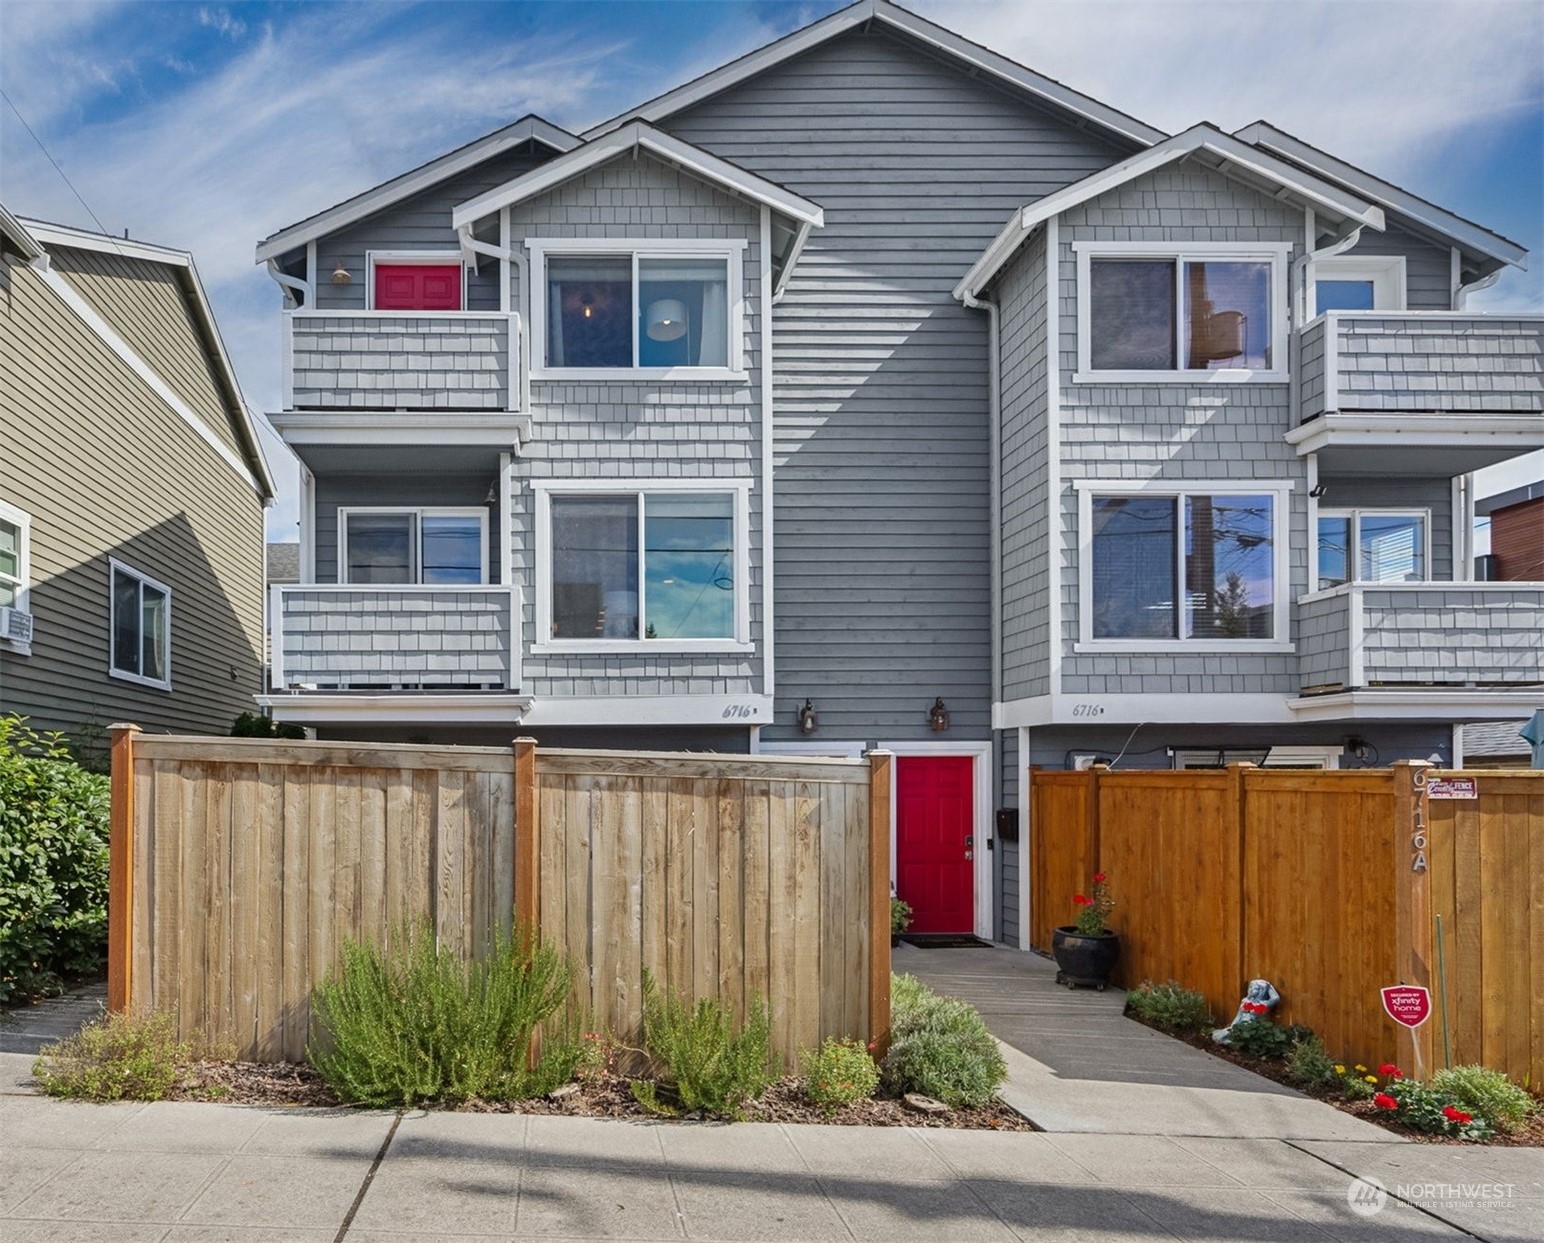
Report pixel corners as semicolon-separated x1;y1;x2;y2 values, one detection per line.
269;585;521;693
1297;583;1544;700
1290;313;1544;475
282;310;522;412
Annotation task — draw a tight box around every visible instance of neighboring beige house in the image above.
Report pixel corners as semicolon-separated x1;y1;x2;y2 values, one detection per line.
0;205;274;741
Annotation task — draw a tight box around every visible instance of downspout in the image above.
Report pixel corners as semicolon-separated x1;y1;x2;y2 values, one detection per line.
1455;268;1501;311
1450;260;1500;581
771;220;813;305
459;225;531;416
1290;212;1364;467
960;286;1003;749
264;260;309;308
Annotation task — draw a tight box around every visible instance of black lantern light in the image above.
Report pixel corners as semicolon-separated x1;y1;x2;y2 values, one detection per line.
928;697;950;732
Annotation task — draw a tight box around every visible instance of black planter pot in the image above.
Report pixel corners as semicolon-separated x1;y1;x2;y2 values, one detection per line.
1051;926;1120;990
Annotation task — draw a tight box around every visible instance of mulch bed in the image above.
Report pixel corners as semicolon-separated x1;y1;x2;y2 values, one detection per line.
167;1062;1031;1129
1127;1013;1544;1147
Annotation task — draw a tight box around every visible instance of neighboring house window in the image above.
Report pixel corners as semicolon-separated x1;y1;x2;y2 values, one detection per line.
1073;242;1290;380
1077;483;1290;649
109;559;171;690
367;253;465;310
1317;510;1428;588
1311;256;1406;316
0;501;31;655
1174;746;1341;770
530;241;743;376
339;509;487;584
534;481;750;651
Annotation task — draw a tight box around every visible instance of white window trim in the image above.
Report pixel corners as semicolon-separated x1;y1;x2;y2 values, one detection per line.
364;250;468;312
108;558;173;692
527;238;748;382
1316;507;1432;588
1073;479;1295;653
337;507;490;586
1072;241;1293;383
531;478;753;655
0;500;32;655
1307;254;1407;319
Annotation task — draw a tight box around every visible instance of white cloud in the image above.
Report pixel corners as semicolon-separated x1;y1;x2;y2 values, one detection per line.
196;6;247;40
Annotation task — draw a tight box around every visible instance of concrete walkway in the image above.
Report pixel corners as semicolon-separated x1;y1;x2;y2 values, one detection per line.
0;979;107;1055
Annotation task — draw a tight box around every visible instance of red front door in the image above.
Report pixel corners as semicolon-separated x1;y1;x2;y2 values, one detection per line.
896;756;975;934
374;264;462;310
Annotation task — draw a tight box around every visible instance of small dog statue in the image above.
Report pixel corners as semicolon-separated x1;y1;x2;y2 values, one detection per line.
1212;978;1280;1045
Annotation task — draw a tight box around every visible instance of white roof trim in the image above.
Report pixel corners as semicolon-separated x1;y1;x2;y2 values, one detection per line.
584;0;1166;148
955;125;1386;300
452;122;824;230
1235;122;1528;271
255;116;579;264
0;202;44;260
23;217;276;498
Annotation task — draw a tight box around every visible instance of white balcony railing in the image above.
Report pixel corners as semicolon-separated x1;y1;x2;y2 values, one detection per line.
270;584;521;692
1297;581;1544;692
282;310;523;413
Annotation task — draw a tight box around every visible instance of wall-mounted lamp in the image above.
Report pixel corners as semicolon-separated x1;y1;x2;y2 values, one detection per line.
928;697;950;732
1309;483;1328;499
798;698;818;734
330;262;352;286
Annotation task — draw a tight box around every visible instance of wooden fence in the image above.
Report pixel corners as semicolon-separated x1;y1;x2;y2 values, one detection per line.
1029;764;1543;1085
107;727;891;1067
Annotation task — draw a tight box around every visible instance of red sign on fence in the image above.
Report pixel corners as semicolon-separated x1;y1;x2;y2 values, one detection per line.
1381;985;1432;1029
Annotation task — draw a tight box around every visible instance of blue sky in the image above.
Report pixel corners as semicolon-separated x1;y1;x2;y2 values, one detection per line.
3;0;1541;537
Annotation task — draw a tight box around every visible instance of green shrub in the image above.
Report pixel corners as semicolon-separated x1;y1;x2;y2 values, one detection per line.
1285;1034;1338;1088
1382;1075;1493;1140
33;1010;189;1102
309;925;577;1107
0;715;111;1004
890;897;913;936
1431;1065;1538;1134
231;712;306;740
801;1037;879;1113
1225;1018;1295;1060
1127;981;1212;1033
631;974;774;1118
882;974;1006;1108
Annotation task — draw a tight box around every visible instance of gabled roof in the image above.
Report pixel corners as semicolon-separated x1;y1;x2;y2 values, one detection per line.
582;0;1167;149
255;115;579;264
451;121;825;231
956;124;1387;301
1234;122;1528;276
22;218;276;499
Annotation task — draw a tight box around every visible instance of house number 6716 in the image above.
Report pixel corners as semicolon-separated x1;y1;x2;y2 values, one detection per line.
721;704;757;720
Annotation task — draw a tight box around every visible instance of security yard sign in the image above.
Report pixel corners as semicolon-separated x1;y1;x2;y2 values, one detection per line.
1381;985;1432;1029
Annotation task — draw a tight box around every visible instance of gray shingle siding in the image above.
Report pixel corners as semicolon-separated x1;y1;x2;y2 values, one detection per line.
290;314;512;411
659;26;1135;742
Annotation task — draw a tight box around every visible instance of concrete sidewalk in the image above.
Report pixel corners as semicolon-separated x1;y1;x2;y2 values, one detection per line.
0;979;107;1055
3;1066;1520;1242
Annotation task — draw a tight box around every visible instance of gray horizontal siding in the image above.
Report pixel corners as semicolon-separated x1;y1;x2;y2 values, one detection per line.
1344;223;1453;311
1320;475;1453;580
0;253;266;740
277;587;514;689
1020;723;1455;769
312;474;499;585
290;314;513;410
664;26;1136;741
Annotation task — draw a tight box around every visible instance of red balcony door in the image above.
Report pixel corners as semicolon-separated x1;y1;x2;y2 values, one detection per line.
374;264;462;311
895;756;975;934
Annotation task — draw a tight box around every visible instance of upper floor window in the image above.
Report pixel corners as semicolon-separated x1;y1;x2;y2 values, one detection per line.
1310;255;1406;316
530;240;744;378
109;559;171;690
1074;242;1290;382
1076;482;1291;651
533;480;750;652
1317;510;1427;588
367;252;465;311
340;508;487;584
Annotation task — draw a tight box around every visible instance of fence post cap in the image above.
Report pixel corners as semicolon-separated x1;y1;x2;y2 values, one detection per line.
108;723;142;737
1391;758;1434;768
863;748;894;759
512;736;537;746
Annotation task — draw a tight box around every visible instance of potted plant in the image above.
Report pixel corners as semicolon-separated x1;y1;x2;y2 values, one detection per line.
1051;872;1119;989
890;896;913;947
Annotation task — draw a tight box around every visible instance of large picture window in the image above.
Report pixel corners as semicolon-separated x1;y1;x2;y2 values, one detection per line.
537;483;748;650
1075;244;1289;380
1080;486;1287;647
534;242;740;375
1317;510;1427;588
109;560;171;689
340;509;487;585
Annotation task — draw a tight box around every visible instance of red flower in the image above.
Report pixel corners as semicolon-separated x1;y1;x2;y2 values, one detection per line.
1092;872;1107;884
1073;894;1092;906
1242;1001;1268;1015
1373;1093;1398;1110
1378;1063;1401;1078
1442;1106;1472;1124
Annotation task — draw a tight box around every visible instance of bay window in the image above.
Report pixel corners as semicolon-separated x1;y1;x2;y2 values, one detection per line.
339;509;487;585
1078;484;1289;648
533;241;741;375
536;482;748;650
1075;243;1289;380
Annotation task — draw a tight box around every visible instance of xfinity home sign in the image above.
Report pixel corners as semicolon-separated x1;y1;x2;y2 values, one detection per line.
1381;985;1432;1029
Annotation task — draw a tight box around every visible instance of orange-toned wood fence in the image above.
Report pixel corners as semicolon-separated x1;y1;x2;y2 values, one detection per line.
1029;764;1543;1085
107;728;891;1066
